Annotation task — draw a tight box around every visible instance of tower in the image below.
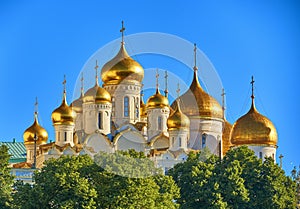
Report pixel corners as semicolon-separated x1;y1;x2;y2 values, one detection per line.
230;76;278;161
82;61;112;135
51;76;76;147
23;98;48;164
101;21;144;127
146;70;170;140
171;44;223;155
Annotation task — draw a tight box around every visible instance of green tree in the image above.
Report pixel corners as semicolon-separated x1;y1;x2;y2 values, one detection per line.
0;145;14;209
13;155;97;209
291;166;300;208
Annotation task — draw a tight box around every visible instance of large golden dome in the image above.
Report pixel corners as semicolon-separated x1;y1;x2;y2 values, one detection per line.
222;120;232;156
101;44;144;85
172;70;223;119
230;101;278;146
23;113;48;145
146;89;169;109
52;93;76;125
83;84;111;104
167;99;190;130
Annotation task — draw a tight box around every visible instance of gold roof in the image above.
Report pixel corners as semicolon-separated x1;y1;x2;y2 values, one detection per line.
101;44;144;85
222;120;232;156
172;70;223;119
167;99;190;130
23;113;48;145
83;84;111;104
230;101;278;146
52;93;76;125
146;88;169;109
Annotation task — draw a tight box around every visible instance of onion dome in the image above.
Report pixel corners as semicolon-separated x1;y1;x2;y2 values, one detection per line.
172;70;223;119
222;120;232;155
171;44;223;119
52;79;76;125
146;88;169;109
101;43;144;85
83;84;111;104
140;94;147;117
231;76;277;146
167;99;190;130
230;101;277;146
71;93;83;113
23;112;48;145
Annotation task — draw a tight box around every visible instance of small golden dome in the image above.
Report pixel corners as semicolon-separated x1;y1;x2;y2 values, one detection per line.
83;84;111;104
101;44;144;85
222;120;232;156
23;113;48;145
230;101;278;146
71;93;83;113
167;99;190;130
146;89;169;109
140;96;147;117
52;94;76;125
172;70;223;119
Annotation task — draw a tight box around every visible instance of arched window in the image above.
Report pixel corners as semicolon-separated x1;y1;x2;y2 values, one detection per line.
64;132;67;142
57;131;60;142
158;116;162;130
179;137;182;147
202;134;206;148
124;96;129;117
112;97;115;117
98;112;103;129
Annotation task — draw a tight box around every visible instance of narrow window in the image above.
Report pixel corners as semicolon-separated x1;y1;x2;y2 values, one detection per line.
57;131;60;142
202;134;206;148
124;96;129;117
98;112;103;129
112;97;115;117
272;153;275;160
135;97;139;118
158;116;162;130
179;137;182;147
64;132;67;142
259;152;263;159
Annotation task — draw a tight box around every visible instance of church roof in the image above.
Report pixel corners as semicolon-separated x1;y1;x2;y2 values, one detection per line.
0;141;26;164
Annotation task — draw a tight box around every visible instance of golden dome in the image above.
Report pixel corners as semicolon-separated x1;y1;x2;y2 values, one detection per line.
23;113;48;145
140;95;147;117
146;89;169;109
172;70;223;119
230;101;278;146
222;120;232;156
167;99;190;130
83;84;111;104
52;93;76;125
71;93;83;113
101;44;144;85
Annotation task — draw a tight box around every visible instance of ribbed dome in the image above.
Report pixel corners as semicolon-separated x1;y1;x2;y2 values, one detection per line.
222;120;232;156
23;113;48;145
52;94;76;125
83;84;111;104
172;70;223;119
146;89;169;109
101;44;144;85
167;99;190;130
230;101;278;146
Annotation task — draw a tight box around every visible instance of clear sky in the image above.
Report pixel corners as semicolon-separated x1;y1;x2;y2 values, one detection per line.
0;0;299;173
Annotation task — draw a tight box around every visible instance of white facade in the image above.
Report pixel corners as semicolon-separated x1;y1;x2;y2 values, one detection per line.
248;145;277;162
54;124;74;147
147;107;170;140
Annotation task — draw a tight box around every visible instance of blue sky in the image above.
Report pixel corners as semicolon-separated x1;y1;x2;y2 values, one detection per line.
0;0;299;173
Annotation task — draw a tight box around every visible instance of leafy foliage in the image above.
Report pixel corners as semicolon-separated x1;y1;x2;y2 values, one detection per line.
0;145;14;209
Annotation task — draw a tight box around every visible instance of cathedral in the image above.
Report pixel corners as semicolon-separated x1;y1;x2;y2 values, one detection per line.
20;25;278;172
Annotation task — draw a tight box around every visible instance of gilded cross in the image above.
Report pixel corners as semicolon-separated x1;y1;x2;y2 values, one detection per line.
120;20;126;44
